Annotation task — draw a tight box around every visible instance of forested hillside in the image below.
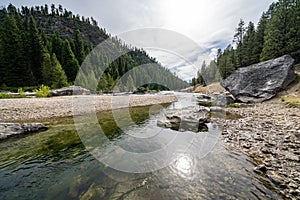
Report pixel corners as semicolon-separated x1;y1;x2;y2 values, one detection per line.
193;0;300;85
0;4;187;91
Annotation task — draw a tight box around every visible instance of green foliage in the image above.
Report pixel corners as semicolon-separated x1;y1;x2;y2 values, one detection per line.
126;75;135;91
42;53;68;89
0;14;30;86
217;45;236;79
217;0;300;79
0;4;187;92
73;30;85;65
226;103;241;108
61;40;80;82
0;85;39;92
35;85;52;97
192;60;221;86
17;88;26;97
97;73;115;92
260;0;296;61
26;15;43;85
0;93;27;99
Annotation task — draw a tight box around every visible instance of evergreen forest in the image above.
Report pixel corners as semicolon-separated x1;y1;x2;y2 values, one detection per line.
0;4;188;91
192;0;300;85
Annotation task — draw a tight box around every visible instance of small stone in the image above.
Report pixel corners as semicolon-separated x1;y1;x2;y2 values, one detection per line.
267;173;286;187
288;182;298;189
254;164;267;173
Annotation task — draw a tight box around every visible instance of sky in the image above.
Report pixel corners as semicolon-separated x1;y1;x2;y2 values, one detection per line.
1;0;275;81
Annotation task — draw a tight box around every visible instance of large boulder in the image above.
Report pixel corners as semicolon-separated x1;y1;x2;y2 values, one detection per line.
157;106;210;132
221;55;296;103
50;86;91;96
0;123;47;140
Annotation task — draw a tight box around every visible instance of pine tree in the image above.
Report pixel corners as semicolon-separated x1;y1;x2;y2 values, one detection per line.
233;19;246;67
97;74;108;92
0;37;4;86
42;53;68;88
0;14;30;86
50;53;68;88
51;33;64;62
126;74;135;92
61;39;80;82
27;15;43;84
97;73;114;92
41;52;52;85
260;0;295;61
252;13;268;63
233;19;246;45
242;21;256;66
74;30;85;64
218;45;236;79
287;0;300;61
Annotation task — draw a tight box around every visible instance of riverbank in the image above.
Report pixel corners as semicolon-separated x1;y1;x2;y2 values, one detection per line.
0;95;177;122
213;99;300;199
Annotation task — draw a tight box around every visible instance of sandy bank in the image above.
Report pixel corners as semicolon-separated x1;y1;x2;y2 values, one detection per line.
0;95;177;122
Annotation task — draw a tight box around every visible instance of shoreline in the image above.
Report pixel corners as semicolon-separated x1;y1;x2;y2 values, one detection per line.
1;92;299;198
214;99;300;199
0;94;177;122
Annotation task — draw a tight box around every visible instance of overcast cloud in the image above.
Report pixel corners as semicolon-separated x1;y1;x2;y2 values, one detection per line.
1;0;275;80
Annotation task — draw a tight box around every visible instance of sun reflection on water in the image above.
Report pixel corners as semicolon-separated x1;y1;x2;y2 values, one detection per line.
174;154;195;178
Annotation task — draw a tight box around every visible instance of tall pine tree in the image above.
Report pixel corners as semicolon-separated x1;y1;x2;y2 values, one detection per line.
26;15;43;84
74;30;85;65
42;52;68;88
252;12;268;63
0;15;30;86
260;0;295;61
61;40;80;82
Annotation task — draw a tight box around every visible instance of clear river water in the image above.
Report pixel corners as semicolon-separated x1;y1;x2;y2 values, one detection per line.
0;93;283;199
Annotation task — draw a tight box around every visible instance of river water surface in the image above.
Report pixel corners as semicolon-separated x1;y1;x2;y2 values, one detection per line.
0;93;283;199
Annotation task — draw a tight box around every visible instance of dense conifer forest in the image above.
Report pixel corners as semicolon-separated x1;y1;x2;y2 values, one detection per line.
0;4;187;91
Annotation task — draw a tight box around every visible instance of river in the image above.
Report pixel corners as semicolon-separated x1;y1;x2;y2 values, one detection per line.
0;93;283;199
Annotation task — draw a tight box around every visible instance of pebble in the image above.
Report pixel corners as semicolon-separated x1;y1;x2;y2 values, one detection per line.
0;95;178;122
214;101;300;199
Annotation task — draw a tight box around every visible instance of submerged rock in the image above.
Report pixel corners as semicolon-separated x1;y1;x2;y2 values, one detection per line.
221;55;296;103
197;93;234;107
157;106;210;132
0;123;47;140
50;86;91;96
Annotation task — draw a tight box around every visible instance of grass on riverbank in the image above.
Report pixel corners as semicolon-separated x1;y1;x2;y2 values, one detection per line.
281;95;300;106
0;93;27;99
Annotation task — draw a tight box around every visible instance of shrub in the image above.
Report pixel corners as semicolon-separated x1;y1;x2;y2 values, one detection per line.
35;85;52;98
18;88;26;98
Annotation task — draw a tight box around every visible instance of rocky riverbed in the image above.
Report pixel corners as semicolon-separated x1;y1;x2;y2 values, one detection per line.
0;95;177;122
213;100;300;199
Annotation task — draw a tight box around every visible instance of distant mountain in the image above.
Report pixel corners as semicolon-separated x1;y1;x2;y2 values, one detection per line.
0;4;188;91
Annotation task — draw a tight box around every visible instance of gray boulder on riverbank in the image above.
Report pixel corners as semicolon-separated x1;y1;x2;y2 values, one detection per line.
50;86;91;96
0;123;47;140
221;55;296;103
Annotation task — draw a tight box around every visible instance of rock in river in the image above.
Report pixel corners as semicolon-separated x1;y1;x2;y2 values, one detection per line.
0;123;47;140
197;93;234;107
221;55;296;103
157;106;210;132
